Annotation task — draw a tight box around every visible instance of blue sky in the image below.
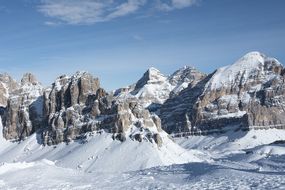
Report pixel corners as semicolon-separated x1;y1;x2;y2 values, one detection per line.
0;0;284;90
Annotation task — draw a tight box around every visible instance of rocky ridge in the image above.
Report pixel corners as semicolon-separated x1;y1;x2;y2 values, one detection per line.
1;51;285;144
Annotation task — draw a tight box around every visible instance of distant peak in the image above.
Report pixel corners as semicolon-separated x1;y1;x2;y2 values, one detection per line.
73;71;89;78
134;67;166;91
146;67;161;75
168;65;205;86
0;73;16;84
148;67;159;71
0;72;12;78
145;67;165;79
179;65;197;71
182;65;193;69
21;73;39;85
240;51;265;61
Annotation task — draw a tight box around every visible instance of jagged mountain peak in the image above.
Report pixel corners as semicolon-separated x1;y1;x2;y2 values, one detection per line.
134;67;166;91
168;65;205;86
0;73;19;90
54;71;89;82
147;67;161;74
0;72;14;82
0;73;19;107
52;71;100;92
144;67;165;80
21;73;40;86
72;70;90;79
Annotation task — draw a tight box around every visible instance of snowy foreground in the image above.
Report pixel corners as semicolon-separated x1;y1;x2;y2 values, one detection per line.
1;128;285;189
1;159;285;190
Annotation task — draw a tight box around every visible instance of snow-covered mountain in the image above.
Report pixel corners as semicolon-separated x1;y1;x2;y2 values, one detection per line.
1;51;285;150
0;51;285;189
114;66;205;110
161;52;285;134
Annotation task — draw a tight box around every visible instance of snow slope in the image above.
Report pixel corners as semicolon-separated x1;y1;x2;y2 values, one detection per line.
0;130;205;173
176;128;285;157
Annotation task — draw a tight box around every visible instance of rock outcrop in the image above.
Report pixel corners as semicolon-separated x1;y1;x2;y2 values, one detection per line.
42;71;101;144
2;73;43;140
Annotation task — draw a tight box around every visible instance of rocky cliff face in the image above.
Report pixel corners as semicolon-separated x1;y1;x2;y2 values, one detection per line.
161;52;285;135
2;73;43;140
42;71;101;144
0;73;19;107
41;71;163;145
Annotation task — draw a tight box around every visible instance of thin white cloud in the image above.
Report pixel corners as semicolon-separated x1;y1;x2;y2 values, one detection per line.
38;0;147;25
107;0;146;20
38;0;199;25
44;21;61;26
157;0;198;11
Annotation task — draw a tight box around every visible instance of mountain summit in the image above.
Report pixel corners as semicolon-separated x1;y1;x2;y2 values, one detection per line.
161;52;285;134
134;67;166;91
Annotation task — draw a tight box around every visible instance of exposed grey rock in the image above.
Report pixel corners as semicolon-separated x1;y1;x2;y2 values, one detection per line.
21;73;39;86
2;73;43;140
115;132;126;142
134;133;143;142
0;82;8;107
0;73;19;107
42;72;101;144
153;133;163;147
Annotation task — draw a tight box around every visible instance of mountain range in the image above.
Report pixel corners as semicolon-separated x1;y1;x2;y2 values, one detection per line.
0;51;285;189
1;51;284;144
